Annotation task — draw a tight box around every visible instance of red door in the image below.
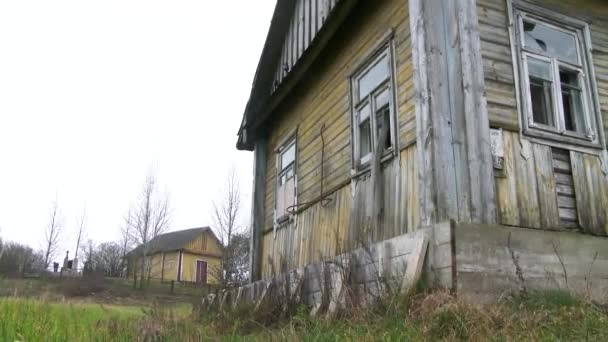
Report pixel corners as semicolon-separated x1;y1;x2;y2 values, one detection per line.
196;260;207;284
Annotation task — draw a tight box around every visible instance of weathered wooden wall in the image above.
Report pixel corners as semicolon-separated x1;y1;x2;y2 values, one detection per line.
256;0;608;280
264;0;414;229
261;145;418;278
184;231;223;257
477;0;608;235
495;130;608;235
181;252;222;284
257;0;416;278
478;0;608;143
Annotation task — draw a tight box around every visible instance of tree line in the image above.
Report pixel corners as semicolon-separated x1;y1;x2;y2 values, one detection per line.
0;169;250;288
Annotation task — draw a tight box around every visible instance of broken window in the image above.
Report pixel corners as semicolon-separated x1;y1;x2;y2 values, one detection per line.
352;42;396;169
275;138;296;221
516;10;597;142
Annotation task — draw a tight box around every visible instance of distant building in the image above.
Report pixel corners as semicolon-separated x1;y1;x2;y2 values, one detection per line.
127;227;223;284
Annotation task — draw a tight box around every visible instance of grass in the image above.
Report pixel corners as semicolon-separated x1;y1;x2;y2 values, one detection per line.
240;290;608;341
1;277;607;341
0;298;142;341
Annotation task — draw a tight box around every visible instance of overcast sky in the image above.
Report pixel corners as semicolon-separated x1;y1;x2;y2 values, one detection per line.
0;0;275;259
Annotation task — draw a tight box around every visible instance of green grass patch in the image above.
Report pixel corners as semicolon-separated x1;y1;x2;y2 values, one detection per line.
1;290;607;341
0;298;143;341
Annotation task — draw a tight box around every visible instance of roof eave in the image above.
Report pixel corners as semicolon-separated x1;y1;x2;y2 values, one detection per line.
236;0;359;151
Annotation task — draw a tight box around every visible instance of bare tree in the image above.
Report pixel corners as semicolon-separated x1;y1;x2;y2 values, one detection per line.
119;217;132;278
212;168;242;246
80;239;96;274
126;172;171;289
94;242;123;277
73;208;86;270
43;200;62;269
212;168;248;285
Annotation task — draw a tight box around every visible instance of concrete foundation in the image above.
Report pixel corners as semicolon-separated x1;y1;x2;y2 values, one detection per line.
455;223;608;303
202;222;608;312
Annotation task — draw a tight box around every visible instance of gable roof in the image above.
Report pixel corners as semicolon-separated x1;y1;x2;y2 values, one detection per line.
128;227;221;257
236;0;358;150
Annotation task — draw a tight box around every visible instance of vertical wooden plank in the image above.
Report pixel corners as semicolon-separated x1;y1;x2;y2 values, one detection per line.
290;3;297;69
399;149;409;235
570;151;594;234
304;0;310;51
410;146;419;232
495;131;519;226
532;143;560;229
513;140;541;228
250;139;267;282
457;0;497;223
311;0;318;37
583;154;608;235
297;0;304;60
319;0;327;24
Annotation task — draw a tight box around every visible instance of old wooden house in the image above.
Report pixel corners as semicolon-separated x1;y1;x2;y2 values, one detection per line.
127;227;223;284
238;0;608;300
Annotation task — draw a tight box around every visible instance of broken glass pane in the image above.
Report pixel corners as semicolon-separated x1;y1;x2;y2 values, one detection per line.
523;20;578;64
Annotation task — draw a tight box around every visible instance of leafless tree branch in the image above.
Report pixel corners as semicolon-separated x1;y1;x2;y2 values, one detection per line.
43;199;62;269
212;168;249;285
125;171;171;288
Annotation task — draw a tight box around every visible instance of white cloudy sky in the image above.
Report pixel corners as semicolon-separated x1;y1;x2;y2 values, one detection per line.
0;0;275;258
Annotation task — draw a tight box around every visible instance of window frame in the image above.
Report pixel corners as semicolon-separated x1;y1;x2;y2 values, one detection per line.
350;36;398;171
274;135;297;224
513;4;602;148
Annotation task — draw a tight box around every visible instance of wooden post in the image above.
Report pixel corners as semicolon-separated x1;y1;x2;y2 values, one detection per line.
409;0;497;226
250;137;268;282
170;280;175;294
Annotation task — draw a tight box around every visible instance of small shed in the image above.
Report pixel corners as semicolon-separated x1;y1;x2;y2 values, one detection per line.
127;227;223;284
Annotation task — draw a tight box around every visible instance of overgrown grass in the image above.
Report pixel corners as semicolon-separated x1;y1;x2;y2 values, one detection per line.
0;298;142;341
205;289;608;341
1;289;606;341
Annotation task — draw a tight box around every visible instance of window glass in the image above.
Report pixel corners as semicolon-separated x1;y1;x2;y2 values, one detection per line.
359;119;372;158
358;55;389;100
523;20;578;64
560;68;584;133
376;107;392;150
527;58;556;127
358;103;370;122
375;87;390;110
280;143;295;170
527;57;552;80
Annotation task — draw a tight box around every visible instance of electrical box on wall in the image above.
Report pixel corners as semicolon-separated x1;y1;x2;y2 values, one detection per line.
490;128;505;171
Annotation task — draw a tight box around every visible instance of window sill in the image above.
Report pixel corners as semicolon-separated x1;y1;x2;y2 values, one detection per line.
523;128;603;152
351;150;396;179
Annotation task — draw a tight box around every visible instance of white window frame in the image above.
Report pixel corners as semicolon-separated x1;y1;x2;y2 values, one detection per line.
513;3;602;148
350;38;398;171
274;135;297;224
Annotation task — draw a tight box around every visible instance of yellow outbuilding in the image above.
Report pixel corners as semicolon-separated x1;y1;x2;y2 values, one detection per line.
127;227;223;284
